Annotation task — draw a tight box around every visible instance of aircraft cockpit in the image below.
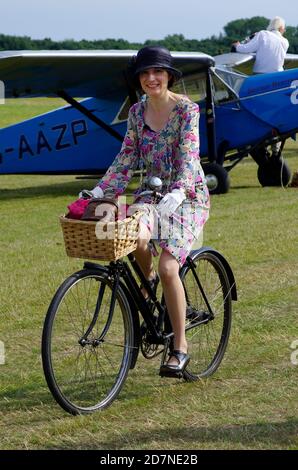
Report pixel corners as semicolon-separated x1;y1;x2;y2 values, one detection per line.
213;68;246;97
173;67;246;106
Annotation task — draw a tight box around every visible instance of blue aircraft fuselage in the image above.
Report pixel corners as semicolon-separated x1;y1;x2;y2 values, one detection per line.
0;68;297;174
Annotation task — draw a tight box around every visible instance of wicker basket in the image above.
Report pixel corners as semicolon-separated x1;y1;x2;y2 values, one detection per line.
60;211;143;261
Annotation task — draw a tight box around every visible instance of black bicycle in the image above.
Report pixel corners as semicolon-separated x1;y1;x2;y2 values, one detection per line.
42;186;237;415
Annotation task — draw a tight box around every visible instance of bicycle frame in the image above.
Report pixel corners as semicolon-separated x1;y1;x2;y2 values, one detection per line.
82;245;237;354
110;254;168;344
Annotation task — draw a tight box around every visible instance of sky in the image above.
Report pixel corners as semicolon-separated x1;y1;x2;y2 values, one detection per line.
1;0;297;43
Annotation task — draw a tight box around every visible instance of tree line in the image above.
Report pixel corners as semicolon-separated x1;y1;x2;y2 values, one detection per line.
1;17;298;54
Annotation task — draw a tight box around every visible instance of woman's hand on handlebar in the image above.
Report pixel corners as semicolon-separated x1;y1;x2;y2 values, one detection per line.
157;189;186;217
79;186;104;200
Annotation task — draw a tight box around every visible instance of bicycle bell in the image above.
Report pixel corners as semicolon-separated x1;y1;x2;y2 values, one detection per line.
147;176;163;191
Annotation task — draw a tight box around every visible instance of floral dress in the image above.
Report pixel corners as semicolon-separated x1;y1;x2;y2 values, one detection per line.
97;95;210;266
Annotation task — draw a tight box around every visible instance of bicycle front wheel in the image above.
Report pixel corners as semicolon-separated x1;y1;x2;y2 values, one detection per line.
42;269;134;414
181;251;232;380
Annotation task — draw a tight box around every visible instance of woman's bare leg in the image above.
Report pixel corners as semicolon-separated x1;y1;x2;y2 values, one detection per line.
158;250;187;365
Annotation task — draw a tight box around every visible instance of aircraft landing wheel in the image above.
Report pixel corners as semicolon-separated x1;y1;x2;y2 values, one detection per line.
203;163;230;195
257;156;291;187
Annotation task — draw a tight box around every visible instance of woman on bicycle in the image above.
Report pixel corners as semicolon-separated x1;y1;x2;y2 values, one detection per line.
80;45;210;377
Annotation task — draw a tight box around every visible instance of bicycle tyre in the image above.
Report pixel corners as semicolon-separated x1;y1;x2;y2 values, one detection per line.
181;251;232;380
42;269;134;414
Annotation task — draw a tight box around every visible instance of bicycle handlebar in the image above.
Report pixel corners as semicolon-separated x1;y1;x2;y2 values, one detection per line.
135;190;163;198
133;189;163;204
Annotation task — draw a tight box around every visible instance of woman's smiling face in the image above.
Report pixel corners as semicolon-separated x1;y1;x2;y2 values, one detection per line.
139;68;170;97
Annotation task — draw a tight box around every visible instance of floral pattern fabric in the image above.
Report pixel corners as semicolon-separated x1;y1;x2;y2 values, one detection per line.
97;95;210;266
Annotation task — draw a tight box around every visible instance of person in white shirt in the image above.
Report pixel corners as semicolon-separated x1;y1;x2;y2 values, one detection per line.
232;16;289;73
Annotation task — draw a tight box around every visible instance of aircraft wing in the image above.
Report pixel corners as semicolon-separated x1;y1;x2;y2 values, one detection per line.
284;53;298;70
214;52;255;74
214;51;298;75
214;52;254;68
0;50;214;99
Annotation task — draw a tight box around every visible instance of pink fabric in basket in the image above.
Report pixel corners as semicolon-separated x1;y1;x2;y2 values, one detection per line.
66;199;131;220
67;198;89;219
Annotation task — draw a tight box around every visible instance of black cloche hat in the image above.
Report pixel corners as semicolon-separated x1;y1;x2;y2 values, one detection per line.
133;46;182;81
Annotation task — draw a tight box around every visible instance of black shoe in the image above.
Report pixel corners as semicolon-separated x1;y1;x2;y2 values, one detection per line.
159;350;190;378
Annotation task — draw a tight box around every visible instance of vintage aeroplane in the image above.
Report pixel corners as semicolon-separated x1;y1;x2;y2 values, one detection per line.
0;49;297;194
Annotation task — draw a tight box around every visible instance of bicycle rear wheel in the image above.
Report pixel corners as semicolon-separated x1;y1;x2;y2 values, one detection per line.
42;269;134;414
181;251;232;380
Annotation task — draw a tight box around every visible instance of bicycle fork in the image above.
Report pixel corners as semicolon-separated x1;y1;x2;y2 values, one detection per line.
78;272;120;348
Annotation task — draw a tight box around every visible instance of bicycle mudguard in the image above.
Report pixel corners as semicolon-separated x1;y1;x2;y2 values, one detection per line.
83;261;109;272
181;247;237;301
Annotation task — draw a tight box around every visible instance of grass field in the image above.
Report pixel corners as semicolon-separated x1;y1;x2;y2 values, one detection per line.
0;101;297;450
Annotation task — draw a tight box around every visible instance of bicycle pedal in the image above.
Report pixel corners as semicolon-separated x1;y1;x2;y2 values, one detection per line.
159;369;183;379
